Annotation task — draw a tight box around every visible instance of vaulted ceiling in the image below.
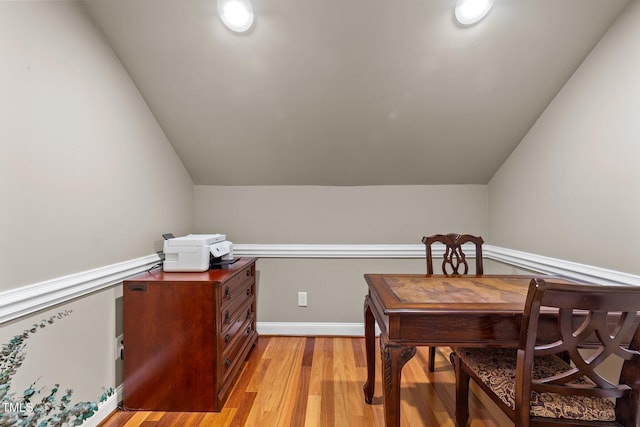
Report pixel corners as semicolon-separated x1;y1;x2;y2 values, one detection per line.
82;0;629;185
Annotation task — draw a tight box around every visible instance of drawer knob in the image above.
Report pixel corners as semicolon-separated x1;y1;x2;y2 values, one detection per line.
246;270;250;277
224;286;231;300
225;358;231;368
224;334;231;344
224;310;230;324
246;288;251;296
246;325;252;334
246;308;252;318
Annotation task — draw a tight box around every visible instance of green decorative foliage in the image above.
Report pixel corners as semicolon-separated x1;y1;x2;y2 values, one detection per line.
0;310;114;426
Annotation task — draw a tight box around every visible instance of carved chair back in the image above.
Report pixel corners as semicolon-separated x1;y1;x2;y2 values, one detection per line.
517;278;640;426
422;233;484;276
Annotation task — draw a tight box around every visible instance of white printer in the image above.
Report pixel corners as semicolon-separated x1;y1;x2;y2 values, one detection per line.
162;234;234;272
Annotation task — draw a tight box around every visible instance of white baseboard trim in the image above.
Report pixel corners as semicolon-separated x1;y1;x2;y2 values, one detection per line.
83;384;122;427
257;322;380;336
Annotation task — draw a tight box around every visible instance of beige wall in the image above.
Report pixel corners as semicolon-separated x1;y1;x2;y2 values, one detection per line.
196;185;489;322
195;185;488;244
254;258;529;324
0;1;193;416
0;1;194;290
488;0;640;275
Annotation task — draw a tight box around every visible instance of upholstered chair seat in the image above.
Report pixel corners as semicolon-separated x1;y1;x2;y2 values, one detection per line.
457;347;616;422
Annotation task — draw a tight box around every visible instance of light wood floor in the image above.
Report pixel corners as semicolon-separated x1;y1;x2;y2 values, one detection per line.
100;336;507;427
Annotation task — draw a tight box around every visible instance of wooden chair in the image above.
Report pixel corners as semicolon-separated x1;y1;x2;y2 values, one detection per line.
455;278;640;427
421;233;484;371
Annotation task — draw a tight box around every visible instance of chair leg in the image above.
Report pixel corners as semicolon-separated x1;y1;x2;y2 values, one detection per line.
455;355;470;427
428;346;436;372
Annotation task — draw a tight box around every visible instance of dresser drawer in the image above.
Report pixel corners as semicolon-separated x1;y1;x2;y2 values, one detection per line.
220;280;254;331
221;314;256;382
220;265;254;303
217;315;258;407
219;296;255;352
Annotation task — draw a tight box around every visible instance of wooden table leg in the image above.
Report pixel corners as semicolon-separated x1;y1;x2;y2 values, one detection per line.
380;335;416;427
363;295;376;404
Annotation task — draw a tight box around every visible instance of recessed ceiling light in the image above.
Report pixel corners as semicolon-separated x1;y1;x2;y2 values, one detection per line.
454;0;495;26
218;0;254;33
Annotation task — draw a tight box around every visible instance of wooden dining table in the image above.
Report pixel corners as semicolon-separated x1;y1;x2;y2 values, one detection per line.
362;273;578;427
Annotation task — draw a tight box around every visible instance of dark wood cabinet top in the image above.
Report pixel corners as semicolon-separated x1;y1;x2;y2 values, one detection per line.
125;257;256;283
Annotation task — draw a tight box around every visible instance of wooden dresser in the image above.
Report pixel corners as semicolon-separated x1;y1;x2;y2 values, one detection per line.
122;257;257;412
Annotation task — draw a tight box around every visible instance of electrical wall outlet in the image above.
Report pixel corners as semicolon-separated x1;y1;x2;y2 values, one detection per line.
297;292;308;307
